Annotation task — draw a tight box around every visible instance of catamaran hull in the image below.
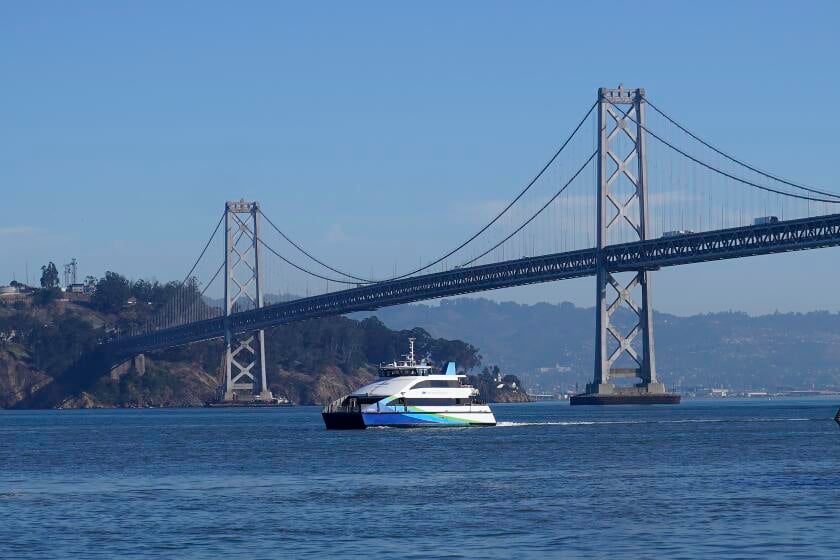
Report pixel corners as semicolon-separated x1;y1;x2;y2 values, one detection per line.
322;411;367;430
322;411;496;429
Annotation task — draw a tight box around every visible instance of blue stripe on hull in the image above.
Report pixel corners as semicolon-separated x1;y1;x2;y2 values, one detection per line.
362;412;471;427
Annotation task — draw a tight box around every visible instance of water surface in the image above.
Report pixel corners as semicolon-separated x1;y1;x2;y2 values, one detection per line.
2;399;839;558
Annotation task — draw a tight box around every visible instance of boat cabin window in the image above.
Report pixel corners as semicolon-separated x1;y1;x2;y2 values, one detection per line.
412;379;460;389
387;397;472;406
356;396;384;405
379;367;432;377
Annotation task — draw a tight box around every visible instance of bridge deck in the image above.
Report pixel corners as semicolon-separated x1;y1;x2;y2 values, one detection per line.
108;213;840;356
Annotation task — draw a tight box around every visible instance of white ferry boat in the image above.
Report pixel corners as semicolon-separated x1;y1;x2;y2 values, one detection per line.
322;338;496;429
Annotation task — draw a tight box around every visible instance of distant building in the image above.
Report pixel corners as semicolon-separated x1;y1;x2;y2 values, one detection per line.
9;281;32;292
68;283;86;294
0;285;26;301
537;365;572;373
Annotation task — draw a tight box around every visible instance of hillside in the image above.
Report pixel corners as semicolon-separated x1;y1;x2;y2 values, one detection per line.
7;279;840;407
0;291;497;408
359;298;840;393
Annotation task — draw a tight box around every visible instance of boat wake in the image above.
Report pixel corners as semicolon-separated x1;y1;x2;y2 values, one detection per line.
495;417;816;428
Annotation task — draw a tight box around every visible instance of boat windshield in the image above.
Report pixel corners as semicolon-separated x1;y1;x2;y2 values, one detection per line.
379;366;433;377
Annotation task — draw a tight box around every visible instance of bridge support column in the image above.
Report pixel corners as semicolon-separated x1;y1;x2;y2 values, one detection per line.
220;200;273;403
572;86;678;405
133;353;146;376
110;353;146;380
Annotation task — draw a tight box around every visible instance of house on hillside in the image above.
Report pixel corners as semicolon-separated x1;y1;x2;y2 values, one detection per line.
0;285;26;302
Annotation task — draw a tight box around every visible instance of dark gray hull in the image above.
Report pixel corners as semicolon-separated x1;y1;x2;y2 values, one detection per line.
570;393;681;405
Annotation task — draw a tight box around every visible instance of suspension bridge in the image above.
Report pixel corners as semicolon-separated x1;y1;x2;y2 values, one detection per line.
100;86;840;405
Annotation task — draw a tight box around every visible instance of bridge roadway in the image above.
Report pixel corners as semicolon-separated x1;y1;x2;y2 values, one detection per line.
108;213;840;357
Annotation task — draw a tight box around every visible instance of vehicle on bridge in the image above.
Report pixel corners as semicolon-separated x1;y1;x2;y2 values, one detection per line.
754;216;779;225
321;338;496;429
662;229;695;238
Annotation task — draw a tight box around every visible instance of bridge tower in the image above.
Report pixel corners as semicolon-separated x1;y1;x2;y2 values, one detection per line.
572;87;678;405
221;200;273;402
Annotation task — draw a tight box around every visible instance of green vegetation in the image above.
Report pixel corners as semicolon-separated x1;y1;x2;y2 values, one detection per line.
90;271;132;312
25;260;63;305
90;365;191;408
39;262;60;289
142;314;483;406
1;270;486;408
0;311;101;378
90;272;204;314
467;365;528;402
262;315;480;376
4;343;28;360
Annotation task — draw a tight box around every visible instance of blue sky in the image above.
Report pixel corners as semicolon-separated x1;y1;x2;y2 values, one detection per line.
1;1;839;315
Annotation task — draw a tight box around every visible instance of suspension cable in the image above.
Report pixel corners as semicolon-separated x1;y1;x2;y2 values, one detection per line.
257;237;365;285
258;208;371;283
185;102;599;293
258;102;598;284
263;151;596;287
379;101;597;281
606;100;840;204
201;261;225;296
459;150;597;267
180;211;225;286
647;98;840;200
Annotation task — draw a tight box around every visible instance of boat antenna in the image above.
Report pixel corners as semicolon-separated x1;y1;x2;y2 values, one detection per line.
408;338;416;365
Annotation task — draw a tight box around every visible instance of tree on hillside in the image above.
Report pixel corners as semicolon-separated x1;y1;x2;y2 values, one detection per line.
32;261;62;305
23;313;101;376
92;271;132;312
84;275;97;292
468;367;527;402
130;279;158;304
40;262;60;288
129;278;200;309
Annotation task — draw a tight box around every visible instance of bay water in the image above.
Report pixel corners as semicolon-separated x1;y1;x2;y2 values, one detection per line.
2;399;839;559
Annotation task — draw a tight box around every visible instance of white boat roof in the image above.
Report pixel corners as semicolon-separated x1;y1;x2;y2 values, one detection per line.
350;374;462;397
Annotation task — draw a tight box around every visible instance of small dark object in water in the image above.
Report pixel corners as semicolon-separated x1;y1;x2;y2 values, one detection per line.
570;393;681;405
835;408;840;424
